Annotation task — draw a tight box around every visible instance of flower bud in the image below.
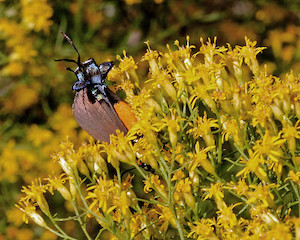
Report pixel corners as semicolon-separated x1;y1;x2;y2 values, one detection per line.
189;171;200;193
146;97;163;115
37;195;50;216
145;129;159;150
58;157;73;177
201;158;216;175
260;212;279;227
220;100;235;115
93;154;108;175
184;192;195;210
162;78;177;101
127;189;139;210
77;159;90;178
270;103;283;121
29;211;48;228
295;101;300;119
233;92;242;112
69;177;77;199
203;134;215;148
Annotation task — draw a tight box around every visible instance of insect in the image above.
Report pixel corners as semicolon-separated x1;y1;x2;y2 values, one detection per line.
137;160;155;173
56;32;137;142
57;33;154;173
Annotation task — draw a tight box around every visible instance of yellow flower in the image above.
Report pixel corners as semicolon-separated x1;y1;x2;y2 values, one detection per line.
21;0;53;33
77;140;108;175
130;111;161;149
189;81;217;112
1;61;24;76
0;19;25;46
164;37;195;94
253;131;286;178
155;204;177;232
129;212;150;239
113;191;131;219
260;211;279;226
237;37;266;77
53;138;79;177
175;178;196;209
0;140;19;182
48;104;78;136
263;223;292;240
221;117;244;148
251;102;273;128
203;182;226;210
171;170;185;181
16;200;47;227
26;124;53;147
109;130;136;165
187;141;215;174
46;174;72;202
86;174;118;213
0;19;39;76
131;89;163;115
172;143;187;166
292;217;300;240
187;219;217;240
115;50;139;87
6;207;24;227
3;84;38;114
216;204;240;229
229;179;249;196
21;179;50;215
188;111;219;147
141;41;160;75
148;70;177;101
143;175;167;200
226;44;243;82
132;137;159;170
285;170;300;185
164;36;195;69
247;183;278;209
9;40;38;62
161;109;185;147
280;120;300;153
237;149;268;182
100;142;120;170
199;37;227;69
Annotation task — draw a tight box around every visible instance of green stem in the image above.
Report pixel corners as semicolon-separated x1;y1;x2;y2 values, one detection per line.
47;214;77;240
290;180;300;217
71;201;93;240
45;225;77;240
72;169;126;240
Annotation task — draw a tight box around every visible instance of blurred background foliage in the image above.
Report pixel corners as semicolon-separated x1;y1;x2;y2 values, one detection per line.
0;0;300;239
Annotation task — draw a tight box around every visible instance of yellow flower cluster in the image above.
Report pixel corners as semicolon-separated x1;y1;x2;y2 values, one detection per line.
18;37;300;239
21;0;53;33
0;0;52;77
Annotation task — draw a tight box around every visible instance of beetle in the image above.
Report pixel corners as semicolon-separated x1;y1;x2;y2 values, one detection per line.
56;32;136;142
57;33;154;172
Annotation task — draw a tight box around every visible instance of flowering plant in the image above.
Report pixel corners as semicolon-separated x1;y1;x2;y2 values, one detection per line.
17;37;300;239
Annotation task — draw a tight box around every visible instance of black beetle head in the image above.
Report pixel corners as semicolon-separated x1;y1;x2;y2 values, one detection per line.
57;32;114;99
82;59;102;85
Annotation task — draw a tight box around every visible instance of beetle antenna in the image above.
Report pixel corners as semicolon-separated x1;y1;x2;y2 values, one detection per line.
54;58;77;64
61;31;82;69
